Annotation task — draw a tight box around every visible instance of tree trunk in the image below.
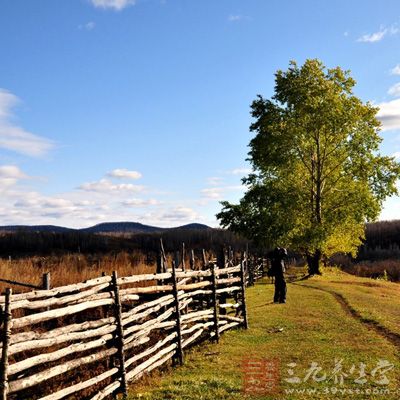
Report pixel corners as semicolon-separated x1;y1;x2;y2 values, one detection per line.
306;249;322;275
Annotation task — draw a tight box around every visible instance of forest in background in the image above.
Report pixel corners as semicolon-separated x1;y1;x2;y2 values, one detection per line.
0;227;248;258
0;220;399;281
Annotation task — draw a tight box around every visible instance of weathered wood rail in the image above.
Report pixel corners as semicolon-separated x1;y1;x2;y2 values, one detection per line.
0;250;261;399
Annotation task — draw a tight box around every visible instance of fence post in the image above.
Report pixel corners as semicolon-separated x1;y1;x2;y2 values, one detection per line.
156;253;164;274
160;239;167;272
228;246;233;265
190;250;195;270
111;272;128;399
201;249;208;270
181;243;186;271
42;272;51;290
217;246;226;269
217;247;227;314
174;251;180;270
171;261;184;366
248;255;254;287
0;288;12;400
239;260;249;329
210;263;220;343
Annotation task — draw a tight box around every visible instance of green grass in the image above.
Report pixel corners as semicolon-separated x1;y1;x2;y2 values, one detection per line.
296;267;400;336
128;271;400;399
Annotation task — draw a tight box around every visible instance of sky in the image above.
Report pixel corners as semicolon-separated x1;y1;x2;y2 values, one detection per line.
0;0;400;228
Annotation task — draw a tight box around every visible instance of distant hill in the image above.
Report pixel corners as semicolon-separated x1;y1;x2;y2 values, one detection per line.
81;222;165;234
0;222;246;257
0;222;211;235
0;225;74;233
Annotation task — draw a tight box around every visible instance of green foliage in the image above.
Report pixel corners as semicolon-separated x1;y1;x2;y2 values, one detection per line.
217;59;400;267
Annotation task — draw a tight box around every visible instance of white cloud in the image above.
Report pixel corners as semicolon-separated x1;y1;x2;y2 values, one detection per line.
207;177;224;186
79;178;144;193
0;165;27;180
0;168;213;228
160;206;200;222
0;89;54;157
0;165;28;188
42;198;74;208
201;187;223;200
390;64;400;75
228;15;242;22
357;24;400;43
377;99;400;131
90;0;136;10
122;198;160;207
79;21;96;30
228;14;250;22
230;168;251;175
392;151;400;159
201;185;243;200
107;168;142;180
357;28;387;43
388;83;400;97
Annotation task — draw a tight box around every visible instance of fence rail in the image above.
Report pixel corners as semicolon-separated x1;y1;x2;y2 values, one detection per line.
0;249;263;400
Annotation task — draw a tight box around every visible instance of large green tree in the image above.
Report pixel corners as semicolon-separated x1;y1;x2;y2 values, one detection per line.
217;59;400;275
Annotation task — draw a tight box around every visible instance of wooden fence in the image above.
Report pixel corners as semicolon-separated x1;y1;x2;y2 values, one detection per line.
0;252;261;400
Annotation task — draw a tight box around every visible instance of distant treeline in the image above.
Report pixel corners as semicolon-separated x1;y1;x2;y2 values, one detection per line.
357;220;400;261
1;219;399;261
0;228;249;258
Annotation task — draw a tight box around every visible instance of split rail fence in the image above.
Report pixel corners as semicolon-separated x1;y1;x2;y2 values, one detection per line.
0;251;263;400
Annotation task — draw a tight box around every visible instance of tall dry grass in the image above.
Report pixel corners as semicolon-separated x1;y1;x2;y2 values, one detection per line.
0;251;156;293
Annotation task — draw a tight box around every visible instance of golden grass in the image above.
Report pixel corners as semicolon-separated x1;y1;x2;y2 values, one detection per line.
297;267;400;336
0;252;156;293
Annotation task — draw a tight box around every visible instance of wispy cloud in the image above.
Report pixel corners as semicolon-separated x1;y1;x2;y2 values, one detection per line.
0;170;209;227
159;206;200;223
377;98;400;131
0;89;54;157
0;165;28;188
90;0;136;11
0;165;27;180
228;14;250;22
357;24;399;43
230;167;251;175
391;64;400;75
122;198;160;207
79;178;144;193
357;28;387;43
388;83;400;97
107;168;142;180
201;185;243;200
79;21;96;30
207;177;224;186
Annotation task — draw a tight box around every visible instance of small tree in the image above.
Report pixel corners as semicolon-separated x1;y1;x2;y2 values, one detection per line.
217;59;400;275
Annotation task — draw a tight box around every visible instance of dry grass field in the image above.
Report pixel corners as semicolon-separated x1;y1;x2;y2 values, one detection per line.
0;252;156;293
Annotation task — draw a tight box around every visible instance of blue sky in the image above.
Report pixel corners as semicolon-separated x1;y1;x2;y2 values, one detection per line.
0;0;400;228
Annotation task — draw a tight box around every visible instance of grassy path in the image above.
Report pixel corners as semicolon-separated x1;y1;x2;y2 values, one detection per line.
129;271;400;399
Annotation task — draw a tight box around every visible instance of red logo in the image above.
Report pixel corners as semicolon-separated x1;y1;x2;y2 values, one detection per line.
242;357;280;395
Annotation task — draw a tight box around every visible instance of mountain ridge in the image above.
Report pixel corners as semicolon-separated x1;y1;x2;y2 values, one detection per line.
0;222;212;234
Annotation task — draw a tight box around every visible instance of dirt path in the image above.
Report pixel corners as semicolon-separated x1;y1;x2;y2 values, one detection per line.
294;282;400;352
